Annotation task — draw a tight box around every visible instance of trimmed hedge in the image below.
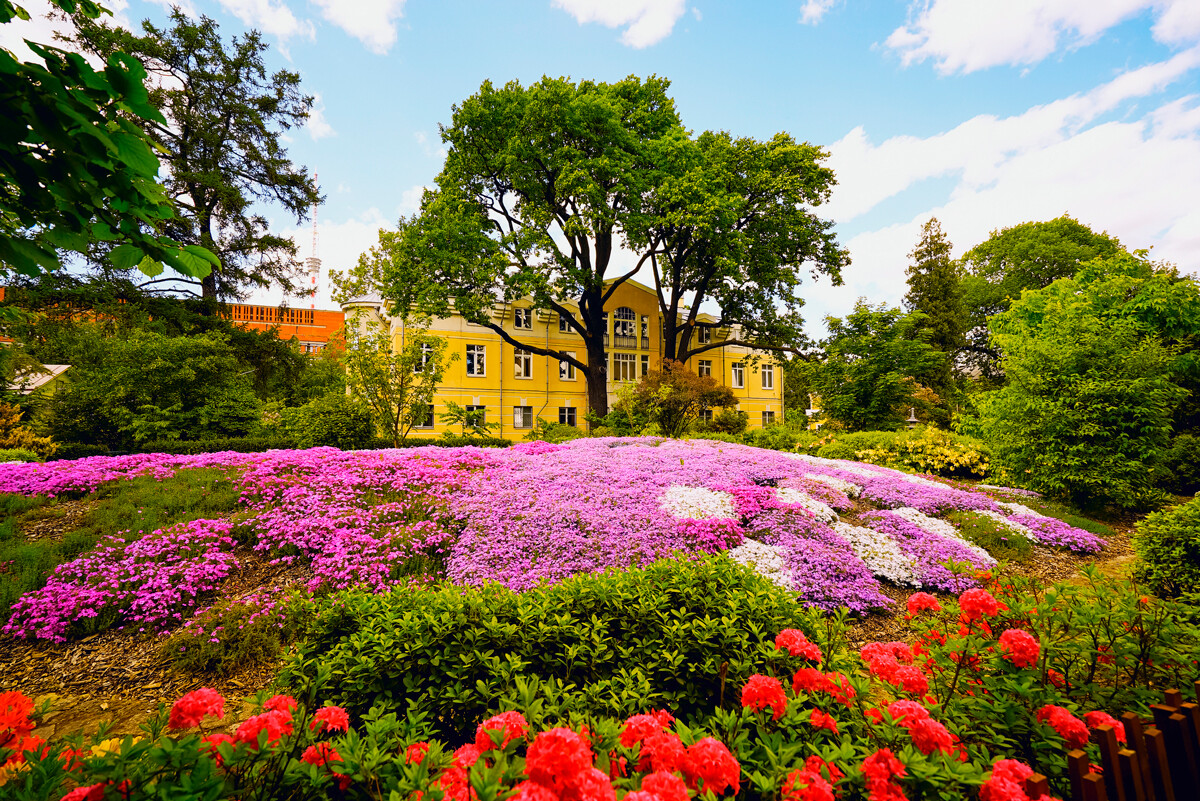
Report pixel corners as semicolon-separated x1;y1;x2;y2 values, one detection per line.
1135;496;1200;597
365;436;512;449
281;555;821;741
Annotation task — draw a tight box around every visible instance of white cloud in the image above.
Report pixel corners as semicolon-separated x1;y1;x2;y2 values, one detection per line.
552;0;687;48
0;0;130;62
887;0;1200;75
397;184;429;217
305;94;335;140
799;0;838;25
310;0;408;55
216;0;313;42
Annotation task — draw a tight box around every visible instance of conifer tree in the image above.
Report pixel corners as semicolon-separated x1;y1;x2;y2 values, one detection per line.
903;218;965;421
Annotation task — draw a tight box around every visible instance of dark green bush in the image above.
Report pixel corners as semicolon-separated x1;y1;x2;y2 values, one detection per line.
134;436;295;455
281;393;374;450
49;442;112;460
281;555;824;741
946;510;1033;563
740;425;799;451
365;435;512;449
1160;433;1200;495
1135;496;1200;597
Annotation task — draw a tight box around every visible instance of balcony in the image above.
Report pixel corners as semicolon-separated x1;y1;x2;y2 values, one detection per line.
613;335;638;349
641;336;650;350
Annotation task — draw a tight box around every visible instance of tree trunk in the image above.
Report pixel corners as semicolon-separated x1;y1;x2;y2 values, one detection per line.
585;334;609;421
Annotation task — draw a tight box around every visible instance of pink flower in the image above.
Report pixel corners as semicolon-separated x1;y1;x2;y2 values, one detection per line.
1037;705;1090;750
167;687;224;730
1084;711;1127;744
310;705;350;734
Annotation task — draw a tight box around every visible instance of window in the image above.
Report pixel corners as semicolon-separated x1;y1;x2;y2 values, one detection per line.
513;405;533;428
698;359;712;378
559;406;577;426
699;408;714;422
514;308;532;329
641;355;649;377
559;313;573;333
560;351;577;381
614;307;635;336
612;353;637;382
514;348;532;379
697;326;712;344
466;344;486;376
761;364;774;390
416;404;435;428
640;315;649;339
466;405;486;426
413;343;434;373
762;410;776;428
732;362;745;388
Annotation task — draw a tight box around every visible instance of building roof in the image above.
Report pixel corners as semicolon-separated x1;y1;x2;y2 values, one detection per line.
9;364;69;394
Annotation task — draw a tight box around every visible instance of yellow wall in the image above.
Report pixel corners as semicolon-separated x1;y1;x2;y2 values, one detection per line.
345;280;785;438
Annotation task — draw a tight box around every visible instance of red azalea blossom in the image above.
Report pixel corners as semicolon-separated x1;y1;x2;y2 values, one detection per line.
201;733;236;767
636;730;688;774
60;784;107;801
886;699;930;727
0;691;35;744
906;592;942;617
167;687;225;731
783;767;834;801
510;781;560;801
234;709;294;748
562;766;615;801
909;717;954;756
980;759;1055;801
475;710;529;750
435;765;477;801
310;705;350;734
406;741;430;765
263;694;298;714
810;709;839;734
776;629;824;662
453;744;484;768
620;712;672;748
998;629;1041;669
861;641;915;665
1036;705;1090;750
607;752;627;780
302;742;342;767
642;770;691;801
682;736;740;795
741;674;788;721
804;754;844;784
1084;711;1127;744
959;588;1007;622
525;727;594;793
623;794;656;801
862;748;907;801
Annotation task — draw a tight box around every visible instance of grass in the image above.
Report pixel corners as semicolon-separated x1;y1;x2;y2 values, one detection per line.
946;509;1034;563
0;467;241;622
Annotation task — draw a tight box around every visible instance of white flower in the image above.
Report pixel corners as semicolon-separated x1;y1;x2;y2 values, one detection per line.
726;539;793;590
980;484;1042;498
775;487;838;523
660;485;736;520
785;453;889;479
834;522;919;585
803;473;862;498
978;510;1038;539
996;501;1046;518
891;506;997;566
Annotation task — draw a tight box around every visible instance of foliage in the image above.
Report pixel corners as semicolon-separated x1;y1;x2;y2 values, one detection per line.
162;588;307;675
850;427;990;479
439;400;499;438
43;327;262;449
342;314;454;446
65;9;319;299
636;360;739;438
280;393;373;450
0;447;39;462
740;425;800;452
1160;433;1200;495
903;218;964;425
707;407;749;435
945;509;1033;562
959;216;1124;380
281;555;822;741
0;0;217;281
523;417;586;444
368;435;511;449
979;252;1200;509
806;301;946;431
1134;496;1200;598
131;436;295;455
0;402;55;458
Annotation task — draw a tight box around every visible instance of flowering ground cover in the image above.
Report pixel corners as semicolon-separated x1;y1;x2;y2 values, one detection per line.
0;438;1107;642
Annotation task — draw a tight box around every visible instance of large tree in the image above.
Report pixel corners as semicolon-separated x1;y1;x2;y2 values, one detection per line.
636;130;848;363
903;218;964;421
63;9;320;300
355;76;685;417
959;216;1123;379
0;0;217;284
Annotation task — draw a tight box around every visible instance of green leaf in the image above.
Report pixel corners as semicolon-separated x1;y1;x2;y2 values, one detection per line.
109;243;144;270
112;131;160;177
138;254;164;277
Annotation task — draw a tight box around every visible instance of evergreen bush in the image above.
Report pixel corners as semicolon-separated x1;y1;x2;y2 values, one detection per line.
1134;496;1200;597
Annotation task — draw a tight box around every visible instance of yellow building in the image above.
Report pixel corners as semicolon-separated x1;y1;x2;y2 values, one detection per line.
342;279;784;438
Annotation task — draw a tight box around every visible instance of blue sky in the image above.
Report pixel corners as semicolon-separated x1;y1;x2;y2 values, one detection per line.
5;0;1200;334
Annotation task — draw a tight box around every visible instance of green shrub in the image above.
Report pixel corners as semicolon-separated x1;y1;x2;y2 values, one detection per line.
946;510;1033;563
366;435;512;450
48;442;112;460
1160;433;1200;495
808;427;991;478
133;436;295;455
161;588;308;675
708;407;748;435
0;448;41;462
1135;496;1200;597
524;418;586;444
740;425;798;451
281;555;826;741
281;393;374;450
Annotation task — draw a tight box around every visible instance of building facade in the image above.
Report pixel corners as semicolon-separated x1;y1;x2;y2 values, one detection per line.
224;304;344;354
343;280;784;439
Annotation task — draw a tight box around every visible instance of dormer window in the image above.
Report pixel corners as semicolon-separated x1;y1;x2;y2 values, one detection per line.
697;326;712;344
514;308;533;329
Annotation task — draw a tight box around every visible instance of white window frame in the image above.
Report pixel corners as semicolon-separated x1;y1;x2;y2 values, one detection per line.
413;343;434;374
559;351;577;381
559;406;577;427
697;326;712;344
762;410;776;428
612;353;637;382
732;362;745;389
761;364;774;390
558;313;573;333
513;405;533;429
698;359;712;378
514;308;533;329
465;404;487;425
514;348;533;379
466;344;486;377
415;403;435;428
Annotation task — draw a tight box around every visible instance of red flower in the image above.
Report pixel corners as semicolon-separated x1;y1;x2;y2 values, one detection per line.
906;592;942;617
980;759;1040;801
776;629;824;662
263;694;298;714
636;731;687;774
453;744;484;768
310;705;350;734
886;700;930;727
1036;705;1090;750
1084;711;1127;744
167;687;225;731
865;708;884;725
201;733;236;767
435;765;477;801
525;727;594;793
475;710;529;750
60;784;107;801
909;718;954;756
862;749;907;801
741;674;788;721
783;768;834;801
861;641;915;665
234;710;294;748
510;781;560;801
959;588;1007;622
804;754;844;784
620;712;672;748
998;629;1040;669
0;691;35;744
623;794;657;801
406;741;430;765
810;709;839;734
302;742;343;767
642;770;690;801
682;737;740;796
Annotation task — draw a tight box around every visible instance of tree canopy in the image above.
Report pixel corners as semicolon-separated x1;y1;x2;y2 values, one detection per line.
903;217;964;422
64;9;320;300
